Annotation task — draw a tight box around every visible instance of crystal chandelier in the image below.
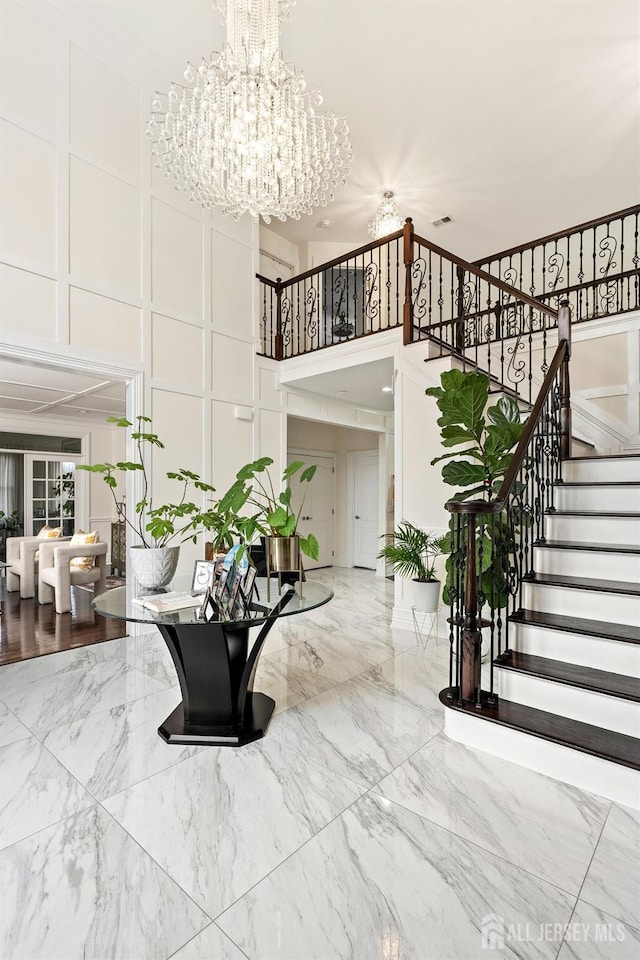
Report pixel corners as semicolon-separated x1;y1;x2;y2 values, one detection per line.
146;0;352;223
368;191;403;240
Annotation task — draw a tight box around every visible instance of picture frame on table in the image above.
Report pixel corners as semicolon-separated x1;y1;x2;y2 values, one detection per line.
192;560;217;595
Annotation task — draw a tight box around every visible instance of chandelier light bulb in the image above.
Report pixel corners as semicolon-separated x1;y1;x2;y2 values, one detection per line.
368;191;403;240
146;0;352;223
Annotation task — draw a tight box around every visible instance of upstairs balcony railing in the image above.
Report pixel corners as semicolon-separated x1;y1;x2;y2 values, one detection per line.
474;204;640;325
257;204;639;404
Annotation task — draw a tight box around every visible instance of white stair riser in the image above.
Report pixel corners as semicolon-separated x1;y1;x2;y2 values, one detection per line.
444;709;640;809
496;669;640;738
545;514;640;545
554;485;640;512
563;458;640;483
522;583;638;626
510;622;640;677
534;546;640;581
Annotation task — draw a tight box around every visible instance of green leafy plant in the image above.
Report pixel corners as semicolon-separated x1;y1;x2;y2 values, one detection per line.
224;456;320;562
425;369;526;607
377;521;444;582
77;416;215;548
0;509;22;533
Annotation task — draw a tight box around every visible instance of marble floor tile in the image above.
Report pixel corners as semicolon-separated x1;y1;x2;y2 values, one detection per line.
581;804;640;927
0;635;126;692
0;656;168;738
267;650;446;787
0;701;30;748
43;688;203;801
557;901;640;960
0;805;209;960
258;611;340;654
103;736;365;917
267;626;399;686
376;732;610;894
217;792;575;960
170;923;248;960
0;736;93;850
254;655;337;713
119;628;178;689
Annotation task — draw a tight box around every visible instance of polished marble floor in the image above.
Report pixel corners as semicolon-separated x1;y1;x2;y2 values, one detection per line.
0;567;638;960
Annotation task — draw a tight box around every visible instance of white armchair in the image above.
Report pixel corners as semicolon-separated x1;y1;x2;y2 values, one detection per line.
38;540;107;614
6;535;70;599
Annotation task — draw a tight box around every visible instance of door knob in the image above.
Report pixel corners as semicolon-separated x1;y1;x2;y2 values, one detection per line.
355;515;361;519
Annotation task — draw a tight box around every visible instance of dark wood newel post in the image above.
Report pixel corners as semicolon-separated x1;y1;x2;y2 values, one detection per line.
558;299;572;460
403;218;414;345
274;279;284;361
461;511;481;703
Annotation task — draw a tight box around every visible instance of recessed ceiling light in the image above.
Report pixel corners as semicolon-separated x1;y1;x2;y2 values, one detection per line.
381;386;393;393
432;215;452;227
318;219;330;229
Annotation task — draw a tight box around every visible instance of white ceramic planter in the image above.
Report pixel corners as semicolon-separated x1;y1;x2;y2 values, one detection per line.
412;578;440;612
128;545;179;588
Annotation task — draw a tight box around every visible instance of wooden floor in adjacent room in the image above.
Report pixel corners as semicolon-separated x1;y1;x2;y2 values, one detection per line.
0;580;127;666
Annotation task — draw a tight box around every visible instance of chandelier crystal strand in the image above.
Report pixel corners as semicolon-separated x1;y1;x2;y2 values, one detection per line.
368;191;403;240
146;0;352;222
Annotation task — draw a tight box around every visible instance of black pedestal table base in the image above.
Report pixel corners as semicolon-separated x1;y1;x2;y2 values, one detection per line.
157;590;293;746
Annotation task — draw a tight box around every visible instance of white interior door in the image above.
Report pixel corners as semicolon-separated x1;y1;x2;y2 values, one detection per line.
287;451;335;568
352;451;379;569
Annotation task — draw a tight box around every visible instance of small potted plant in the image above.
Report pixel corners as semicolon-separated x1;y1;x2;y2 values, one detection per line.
78;416;215;587
377;520;444;612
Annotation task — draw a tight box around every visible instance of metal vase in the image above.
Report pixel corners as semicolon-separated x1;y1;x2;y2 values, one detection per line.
264;536;303;601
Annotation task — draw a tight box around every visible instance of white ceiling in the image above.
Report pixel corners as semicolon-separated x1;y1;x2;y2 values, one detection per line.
6;1;637;418
59;0;639;259
0;358;126;423
285;357;395;411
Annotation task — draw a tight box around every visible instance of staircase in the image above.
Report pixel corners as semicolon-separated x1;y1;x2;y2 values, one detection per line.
443;453;640;808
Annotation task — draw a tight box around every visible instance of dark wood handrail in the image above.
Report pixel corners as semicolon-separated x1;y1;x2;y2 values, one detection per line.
473;204;640;265
272;229;404;290
448;337;568;517
412;232;559;321
256;273;279;289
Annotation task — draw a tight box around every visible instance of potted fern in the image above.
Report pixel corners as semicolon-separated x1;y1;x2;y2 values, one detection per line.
377;521;444;612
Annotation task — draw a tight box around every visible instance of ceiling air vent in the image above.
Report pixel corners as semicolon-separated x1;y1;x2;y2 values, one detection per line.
432;216;452;227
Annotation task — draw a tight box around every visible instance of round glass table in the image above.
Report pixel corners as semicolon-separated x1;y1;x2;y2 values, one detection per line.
93;577;333;747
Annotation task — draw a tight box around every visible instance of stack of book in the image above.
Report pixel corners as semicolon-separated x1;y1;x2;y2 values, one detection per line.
132;592;202;613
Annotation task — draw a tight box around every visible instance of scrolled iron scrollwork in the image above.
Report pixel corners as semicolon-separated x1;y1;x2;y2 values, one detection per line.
598;235;617;276
506;336;527;385
547;251;565;291
305;286;318;341
364;262;381;322
281;297;292;345
597;278;618;313
411;257;428;322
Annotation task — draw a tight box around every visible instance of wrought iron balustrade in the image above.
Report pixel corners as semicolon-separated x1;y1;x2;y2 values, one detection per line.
257;207;639;409
474;205;640;325
444;304;571;709
407;226;560;405
257;230;404;360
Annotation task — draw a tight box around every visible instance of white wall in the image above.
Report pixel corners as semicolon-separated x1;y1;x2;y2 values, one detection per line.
287;417;383;564
0;0;263;576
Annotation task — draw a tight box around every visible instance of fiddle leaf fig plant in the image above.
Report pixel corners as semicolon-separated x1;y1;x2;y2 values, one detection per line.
425;369;526;607
78;416;215;549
